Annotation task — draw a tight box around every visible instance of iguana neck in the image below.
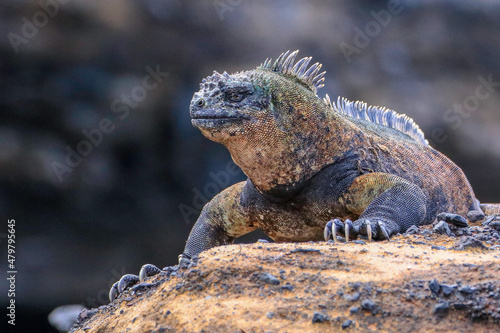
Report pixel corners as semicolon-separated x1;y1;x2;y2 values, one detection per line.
225;103;359;197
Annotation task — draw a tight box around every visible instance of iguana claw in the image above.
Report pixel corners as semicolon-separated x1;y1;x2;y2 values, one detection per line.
324;220;333;242
109;265;167;302
118;274;140;294
324;219;344;243
367;222;372;242
345;219;354;242
109;282;118;302
363;219;392;241
364;219;391;240
324;218;395;243
139;264;162;282
109;274;140;302
379;221;391;240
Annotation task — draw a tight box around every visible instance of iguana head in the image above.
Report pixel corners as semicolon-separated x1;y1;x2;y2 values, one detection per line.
190;50;325;144
189;51;339;195
189;69;271;140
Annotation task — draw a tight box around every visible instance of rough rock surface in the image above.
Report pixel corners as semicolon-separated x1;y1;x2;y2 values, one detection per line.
71;222;500;333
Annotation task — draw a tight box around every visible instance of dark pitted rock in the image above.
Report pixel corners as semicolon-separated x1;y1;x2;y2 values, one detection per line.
481;215;500;226
350;306;359;314
436;213;468;228
458;285;477;294
453;236;489;251
467;210;485;222
421;230;432;236
259;273;280;285
361;299;378;314
405;225;420;235
162;266;179;276
431;245;447;250
131;282;160;293
343;292;360;302
342;319;353;329
429;279;441;295
440;284;457;296
312;312;328;323
434;301;450;315
290;248;321;253
433;221;453;236
454;227;472;237
488;221;500;231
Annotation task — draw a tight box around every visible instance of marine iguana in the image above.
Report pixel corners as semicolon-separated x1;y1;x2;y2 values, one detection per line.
109;50;499;301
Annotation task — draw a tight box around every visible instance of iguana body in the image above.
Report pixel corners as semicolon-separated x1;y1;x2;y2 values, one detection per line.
183;50;491;259
110;51;499;301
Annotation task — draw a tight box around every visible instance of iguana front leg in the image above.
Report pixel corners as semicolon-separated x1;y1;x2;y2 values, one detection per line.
110;181;254;301
179;181;255;263
325;173;427;242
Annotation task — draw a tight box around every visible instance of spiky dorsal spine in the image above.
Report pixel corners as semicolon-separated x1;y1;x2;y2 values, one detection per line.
259;50;326;94
325;95;429;146
260;50;428;145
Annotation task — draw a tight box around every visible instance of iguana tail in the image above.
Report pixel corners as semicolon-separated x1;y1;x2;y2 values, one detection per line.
480;203;500;215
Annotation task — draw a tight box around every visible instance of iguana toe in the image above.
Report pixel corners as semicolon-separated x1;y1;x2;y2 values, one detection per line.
109;282;119;302
326;218;395;243
324;219;342;243
139;264;162;282
379;221;391;240
118;274;140;294
366;222;373;242
324;220;332;241
325;218;359;242
109;274;140;302
358;219;393;241
344;219;356;242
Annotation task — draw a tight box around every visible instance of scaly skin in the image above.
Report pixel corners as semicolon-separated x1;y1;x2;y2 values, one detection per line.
109;50;498;301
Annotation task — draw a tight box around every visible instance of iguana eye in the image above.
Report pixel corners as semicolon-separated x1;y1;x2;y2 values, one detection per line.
196;99;205;107
227;92;245;103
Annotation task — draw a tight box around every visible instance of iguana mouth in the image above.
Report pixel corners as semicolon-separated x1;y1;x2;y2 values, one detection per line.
191;110;250;128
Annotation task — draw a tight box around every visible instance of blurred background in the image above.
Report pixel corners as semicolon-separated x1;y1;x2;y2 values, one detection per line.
0;0;499;331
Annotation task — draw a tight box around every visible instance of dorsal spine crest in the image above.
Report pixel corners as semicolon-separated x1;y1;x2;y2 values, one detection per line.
259;50;325;94
324;95;429;146
259;50;428;145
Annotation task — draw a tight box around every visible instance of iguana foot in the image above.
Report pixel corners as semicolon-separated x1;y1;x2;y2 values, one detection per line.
109;264;165;302
108;255;198;302
324;218;395;242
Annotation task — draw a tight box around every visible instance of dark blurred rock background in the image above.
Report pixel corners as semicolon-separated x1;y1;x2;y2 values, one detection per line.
0;0;499;331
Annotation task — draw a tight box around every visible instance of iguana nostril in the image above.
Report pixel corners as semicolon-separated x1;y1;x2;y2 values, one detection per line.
197;99;205;107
